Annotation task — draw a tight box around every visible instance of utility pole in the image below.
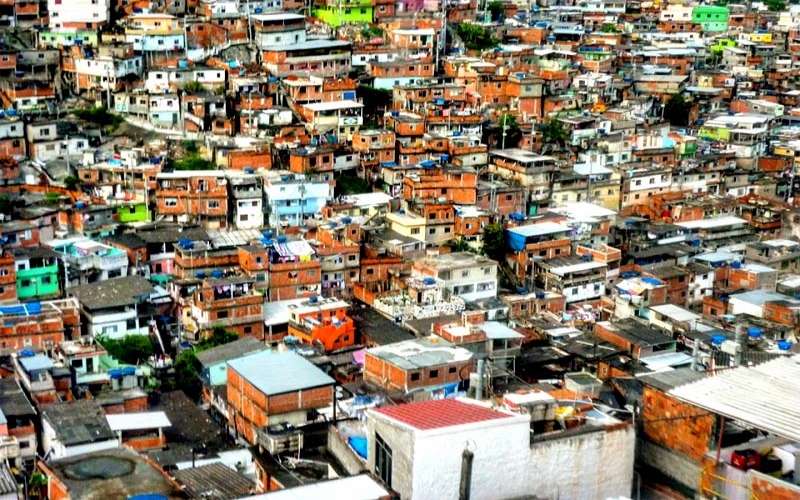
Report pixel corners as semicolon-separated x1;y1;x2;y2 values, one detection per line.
501;117;508;150
436;0;447;74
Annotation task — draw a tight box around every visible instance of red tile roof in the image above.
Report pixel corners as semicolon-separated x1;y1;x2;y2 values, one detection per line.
372;399;515;431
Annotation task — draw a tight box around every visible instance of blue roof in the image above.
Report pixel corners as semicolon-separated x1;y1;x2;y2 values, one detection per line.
0;407;6;426
228;351;335;396
19;354;54;373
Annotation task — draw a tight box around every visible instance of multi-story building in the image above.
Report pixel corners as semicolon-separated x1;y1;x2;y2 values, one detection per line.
48;0;111;29
187;276;264;340
156;171;229;229
124;13;186;53
412;251;498;302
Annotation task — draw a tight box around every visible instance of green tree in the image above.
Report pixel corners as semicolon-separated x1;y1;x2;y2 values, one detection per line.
334;174;370;197
601;24;619;33
457;24;499;51
0;196;12;217
174;153;215;171
97;334;154;365
766;0;785;11
170;327;239;399
663;94;692;127
446;237;473;252
496;114;522;149
487;1;504;21
63;175;81;191
74;107;124;130
539;119;568;150
173;349;202;399
482;223;506;263
182;81;205;93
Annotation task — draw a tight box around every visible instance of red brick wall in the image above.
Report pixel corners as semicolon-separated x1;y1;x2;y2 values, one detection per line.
750;472;800;500
641;386;714;461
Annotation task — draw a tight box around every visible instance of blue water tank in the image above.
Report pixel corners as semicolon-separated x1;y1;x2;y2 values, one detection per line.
19;349;34;357
195;271;206;279
748;328;762;339
277;236;287;243
423;278;436;286
711;334;726;346
778;341;792;351
128;495;169;500
109;369;123;380
535;292;545;299
178;60;189;69
310;296;318;303
210;270;223;279
731;261;742;269
75;201;86;209
391;111;400;117
263;231;273;239
342;217;352;224
440;154;450;163
122;366;136;377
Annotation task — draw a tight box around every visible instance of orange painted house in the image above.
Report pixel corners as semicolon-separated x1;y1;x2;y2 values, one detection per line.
287;296;355;351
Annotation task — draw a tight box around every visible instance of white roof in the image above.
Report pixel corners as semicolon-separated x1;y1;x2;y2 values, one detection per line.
263;298;307;327
549;260;606;276
250;13;305;21
303;100;364;112
675;216;747;230
480;321;525;340
393;28;436;36
573;163;613;176
649;304;701;323
669;356;800;442
106;411;171;431
345;192;392;207
244;474;390;500
549;202;617;220
508;222;570;237
639;352;693;371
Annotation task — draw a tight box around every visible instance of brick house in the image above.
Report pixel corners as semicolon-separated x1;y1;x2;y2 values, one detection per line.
227;351;335;445
287;297;355;352
363;336;474;395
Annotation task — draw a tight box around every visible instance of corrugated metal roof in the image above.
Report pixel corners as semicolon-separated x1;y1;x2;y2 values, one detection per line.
228;351;334;396
174;462;254;500
249;474;388;500
669;356;800;441
371;399;518;431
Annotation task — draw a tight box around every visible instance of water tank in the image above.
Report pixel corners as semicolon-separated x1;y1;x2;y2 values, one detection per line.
582;253;593;261
122;366;136;377
244;167;254;174
277;235;287;243
778;341;792;351
422;278;436;286
731;261;742;269
178;60;189;69
711;334;726;346
210;270;223;279
535;292;546;299
747;328;762;339
263;231;273;239
194;271;206;279
128;495;169;500
75;201;86;209
309;296;318;303
19;349;34;357
109;369;123;380
342;217;352;224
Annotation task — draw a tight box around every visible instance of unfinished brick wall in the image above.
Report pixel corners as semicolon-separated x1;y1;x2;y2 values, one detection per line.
641;385;715;461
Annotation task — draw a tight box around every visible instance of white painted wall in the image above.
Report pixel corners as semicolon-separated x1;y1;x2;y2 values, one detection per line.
41;418;117;459
368;402;635;500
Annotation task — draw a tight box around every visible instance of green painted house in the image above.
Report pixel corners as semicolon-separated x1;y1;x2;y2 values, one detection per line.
115;203;152;224
314;1;373;27
38;29;98;48
13;248;61;300
692;6;729;33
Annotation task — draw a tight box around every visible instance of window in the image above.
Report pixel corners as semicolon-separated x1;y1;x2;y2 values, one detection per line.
410;228;420;235
102;325;118;335
165;198;178;207
366;268;374;275
461;270;469;278
217;311;229;319
444;227;451;233
429;369;439;378
448;366;457;374
208;201;220;209
244;326;252;334
350;271;357;278
306;270;315;277
428;228;435;235
375;434;393;488
20;279;30;287
41;276;52;285
410;372;420;381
